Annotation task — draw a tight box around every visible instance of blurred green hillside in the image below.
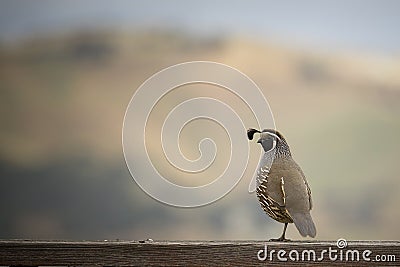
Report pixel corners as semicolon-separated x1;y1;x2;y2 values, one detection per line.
1;30;400;240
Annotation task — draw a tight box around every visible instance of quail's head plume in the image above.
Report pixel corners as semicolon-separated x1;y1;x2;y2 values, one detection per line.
248;128;316;241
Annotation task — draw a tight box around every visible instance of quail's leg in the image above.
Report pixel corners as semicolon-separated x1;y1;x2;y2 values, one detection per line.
269;223;290;242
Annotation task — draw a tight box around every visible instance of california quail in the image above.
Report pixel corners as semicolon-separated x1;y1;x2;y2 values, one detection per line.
248;128;316;241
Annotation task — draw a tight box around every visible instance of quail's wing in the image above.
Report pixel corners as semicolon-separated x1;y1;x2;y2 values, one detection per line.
280;162;312;213
294;161;313;210
280;163;316;237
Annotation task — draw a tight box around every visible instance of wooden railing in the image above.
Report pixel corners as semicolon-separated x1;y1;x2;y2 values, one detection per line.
0;240;398;266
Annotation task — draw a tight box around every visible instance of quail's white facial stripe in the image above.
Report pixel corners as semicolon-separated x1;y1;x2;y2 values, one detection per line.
271;139;277;151
264;132;282;141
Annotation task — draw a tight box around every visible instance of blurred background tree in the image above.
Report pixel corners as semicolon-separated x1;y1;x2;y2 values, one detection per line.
0;0;399;240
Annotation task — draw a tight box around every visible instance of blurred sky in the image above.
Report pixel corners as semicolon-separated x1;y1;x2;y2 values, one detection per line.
1;0;400;54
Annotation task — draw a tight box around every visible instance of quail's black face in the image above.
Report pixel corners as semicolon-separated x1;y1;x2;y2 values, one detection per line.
247;128;283;152
248;128;291;158
257;134;277;152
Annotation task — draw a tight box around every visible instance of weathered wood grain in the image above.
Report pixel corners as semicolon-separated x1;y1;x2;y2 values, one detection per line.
0;240;398;266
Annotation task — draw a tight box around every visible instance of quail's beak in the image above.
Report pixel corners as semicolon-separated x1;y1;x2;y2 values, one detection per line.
257;138;262;144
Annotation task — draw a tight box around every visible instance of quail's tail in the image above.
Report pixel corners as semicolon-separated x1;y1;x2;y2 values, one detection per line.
291;212;316;238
